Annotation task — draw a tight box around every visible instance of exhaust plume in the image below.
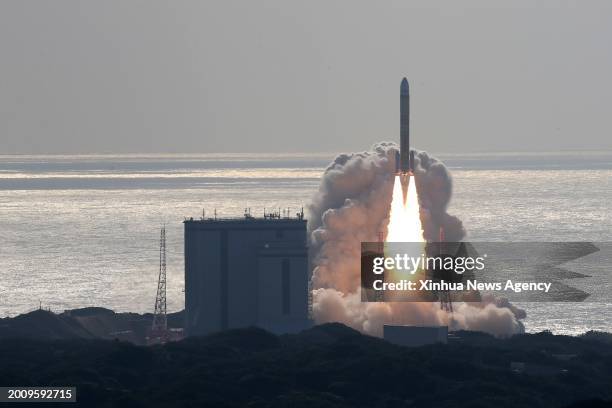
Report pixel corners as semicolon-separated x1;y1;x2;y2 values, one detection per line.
308;143;525;337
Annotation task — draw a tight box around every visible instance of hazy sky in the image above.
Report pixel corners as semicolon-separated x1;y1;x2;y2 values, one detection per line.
1;0;611;154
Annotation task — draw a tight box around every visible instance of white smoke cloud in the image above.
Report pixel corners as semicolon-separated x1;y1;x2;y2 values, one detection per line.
307;143;525;337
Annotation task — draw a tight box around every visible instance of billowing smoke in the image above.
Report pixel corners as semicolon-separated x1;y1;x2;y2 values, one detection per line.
307;143;525;337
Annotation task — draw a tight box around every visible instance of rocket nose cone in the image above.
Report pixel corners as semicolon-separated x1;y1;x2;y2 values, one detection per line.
401;78;409;95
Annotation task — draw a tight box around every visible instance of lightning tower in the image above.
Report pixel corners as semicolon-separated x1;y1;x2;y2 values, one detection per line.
151;226;167;337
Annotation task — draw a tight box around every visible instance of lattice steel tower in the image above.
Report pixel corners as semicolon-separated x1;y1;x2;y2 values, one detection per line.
438;227;453;313
152;226;167;335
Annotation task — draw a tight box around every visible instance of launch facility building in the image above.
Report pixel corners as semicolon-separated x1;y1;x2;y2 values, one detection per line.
184;213;311;336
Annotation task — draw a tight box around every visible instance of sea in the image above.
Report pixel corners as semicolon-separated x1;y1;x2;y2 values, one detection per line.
0;151;610;335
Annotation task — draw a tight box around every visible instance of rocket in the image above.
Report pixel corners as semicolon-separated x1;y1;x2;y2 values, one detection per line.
395;77;414;174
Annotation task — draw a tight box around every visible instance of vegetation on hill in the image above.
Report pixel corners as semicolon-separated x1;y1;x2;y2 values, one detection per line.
0;321;611;407
0;308;183;345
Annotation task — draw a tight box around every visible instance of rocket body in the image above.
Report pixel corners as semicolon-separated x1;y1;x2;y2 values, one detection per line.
400;78;411;173
396;77;414;203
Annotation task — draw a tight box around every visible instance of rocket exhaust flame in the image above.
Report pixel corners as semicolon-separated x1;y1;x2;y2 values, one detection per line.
384;174;426;302
386;175;424;243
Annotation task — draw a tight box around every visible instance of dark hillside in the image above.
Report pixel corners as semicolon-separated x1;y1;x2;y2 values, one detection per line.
0;322;611;407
